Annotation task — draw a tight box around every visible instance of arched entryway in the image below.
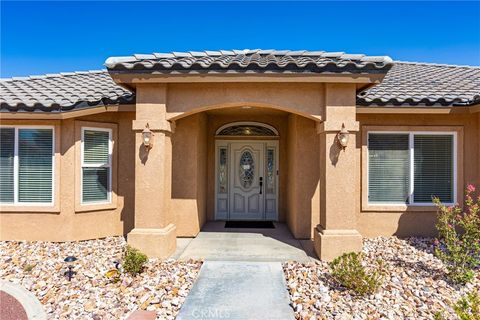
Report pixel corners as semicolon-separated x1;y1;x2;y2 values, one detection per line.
170;105;320;240
128;82;363;261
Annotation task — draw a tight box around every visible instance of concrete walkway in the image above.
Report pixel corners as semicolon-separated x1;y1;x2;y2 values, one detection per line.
172;222;317;262
177;261;295;320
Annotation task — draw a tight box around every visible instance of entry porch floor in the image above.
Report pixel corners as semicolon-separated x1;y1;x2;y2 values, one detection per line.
172;222;317;262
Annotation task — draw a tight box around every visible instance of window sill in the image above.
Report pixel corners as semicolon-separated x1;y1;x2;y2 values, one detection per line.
362;203;439;212
75;201;117;213
0;204;60;214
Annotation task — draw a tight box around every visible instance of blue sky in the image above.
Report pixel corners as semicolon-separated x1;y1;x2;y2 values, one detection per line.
1;1;479;77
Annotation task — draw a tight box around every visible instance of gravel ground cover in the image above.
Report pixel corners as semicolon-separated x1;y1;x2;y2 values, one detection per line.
0;237;202;320
284;237;479;320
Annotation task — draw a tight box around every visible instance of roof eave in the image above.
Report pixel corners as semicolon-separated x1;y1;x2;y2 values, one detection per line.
0;103;136;120
356;105;472;114
107;71;389;88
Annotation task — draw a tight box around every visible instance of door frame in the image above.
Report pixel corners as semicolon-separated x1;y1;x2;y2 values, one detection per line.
215;139;279;221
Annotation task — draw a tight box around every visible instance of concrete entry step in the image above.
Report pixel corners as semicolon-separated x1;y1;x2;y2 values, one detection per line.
174;222;316;262
177;261;295;320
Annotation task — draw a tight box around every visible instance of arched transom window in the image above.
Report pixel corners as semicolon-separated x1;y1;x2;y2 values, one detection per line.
216;122;279;137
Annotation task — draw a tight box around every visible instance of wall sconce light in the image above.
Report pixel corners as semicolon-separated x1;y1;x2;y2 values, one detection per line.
337;123;350;150
142;123;153;150
64;255;77;281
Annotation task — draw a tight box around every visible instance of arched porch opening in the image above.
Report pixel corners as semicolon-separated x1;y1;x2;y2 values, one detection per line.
170;104;321;240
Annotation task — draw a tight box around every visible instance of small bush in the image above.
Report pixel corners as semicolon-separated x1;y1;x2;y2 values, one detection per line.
23;264;35;272
123;246;148;276
434;289;480;320
328;252;385;295
454;289;480;320
434;184;480;284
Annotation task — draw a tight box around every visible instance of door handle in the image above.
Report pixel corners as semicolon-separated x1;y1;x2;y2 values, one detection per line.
259;177;263;194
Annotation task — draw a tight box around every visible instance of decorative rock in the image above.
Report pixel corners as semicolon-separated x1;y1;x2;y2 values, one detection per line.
283;237;479;320
84;300;96;312
0;237;202;319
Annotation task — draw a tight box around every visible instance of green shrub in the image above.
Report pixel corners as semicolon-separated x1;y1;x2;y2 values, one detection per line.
434;289;480;320
123;246;148;276
433;184;480;284
454;289;480;320
328;252;385;295
23;264;35;272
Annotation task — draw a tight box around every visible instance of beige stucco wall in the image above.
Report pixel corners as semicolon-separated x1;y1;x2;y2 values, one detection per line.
287;114;320;239
172;113;208;237
165;83;324;120
0;112;136;241
356;113;479;237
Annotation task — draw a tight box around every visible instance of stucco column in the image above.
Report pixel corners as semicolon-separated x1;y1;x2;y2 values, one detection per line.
314;83;362;261
127;84;176;258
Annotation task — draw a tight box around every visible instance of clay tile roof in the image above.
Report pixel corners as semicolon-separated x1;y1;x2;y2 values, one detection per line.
0;70;134;112
104;49;394;74
358;61;480;106
1;50;479;112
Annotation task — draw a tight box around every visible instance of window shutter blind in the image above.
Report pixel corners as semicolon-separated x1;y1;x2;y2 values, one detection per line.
414;135;453;203
18;129;53;203
0;128;15;202
368;134;410;203
83;130;109;164
82;130;110;203
82;167;109;202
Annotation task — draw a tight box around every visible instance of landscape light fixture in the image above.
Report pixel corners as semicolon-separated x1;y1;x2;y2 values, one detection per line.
64;256;77;281
337;123;350;150
142;123;153;150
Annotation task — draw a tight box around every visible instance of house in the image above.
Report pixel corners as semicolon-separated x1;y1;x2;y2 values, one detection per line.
1;49;479;261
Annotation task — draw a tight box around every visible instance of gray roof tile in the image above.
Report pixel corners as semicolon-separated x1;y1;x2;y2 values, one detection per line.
104;49;393;74
357;61;480;106
0;70;134;112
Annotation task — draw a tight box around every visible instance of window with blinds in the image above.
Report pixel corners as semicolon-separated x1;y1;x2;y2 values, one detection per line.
414;135;453;203
0;128;15;203
0;127;54;204
368;132;455;205
368;134;410;204
81;128;111;204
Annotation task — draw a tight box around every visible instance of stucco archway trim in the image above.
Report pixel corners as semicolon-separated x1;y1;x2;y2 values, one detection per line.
167;102;322;122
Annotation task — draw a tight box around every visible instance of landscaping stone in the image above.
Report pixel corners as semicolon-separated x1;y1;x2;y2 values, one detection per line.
0;237;202;319
283;237;479;320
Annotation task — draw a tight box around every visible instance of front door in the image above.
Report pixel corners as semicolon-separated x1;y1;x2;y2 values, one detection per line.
229;142;264;220
215;140;278;221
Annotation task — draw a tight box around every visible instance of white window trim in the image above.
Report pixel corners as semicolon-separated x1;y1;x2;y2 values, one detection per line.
0;125;55;206
367;131;457;206
80;127;113;205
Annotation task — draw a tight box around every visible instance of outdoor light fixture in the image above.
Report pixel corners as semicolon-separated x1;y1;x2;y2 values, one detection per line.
64;256;77;281
113;260;123;273
142;123;153;150
337;123;350;150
